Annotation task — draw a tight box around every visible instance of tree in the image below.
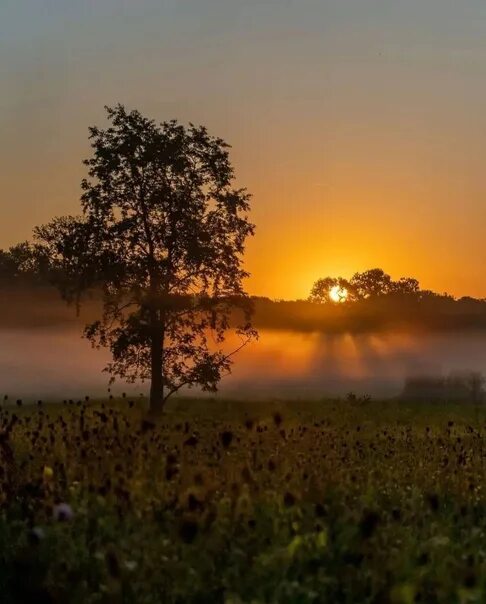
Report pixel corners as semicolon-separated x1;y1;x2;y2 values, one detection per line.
0;242;40;284
35;105;256;413
309;277;337;304
309;269;424;304
309;277;354;304
350;268;393;299
390;277;420;295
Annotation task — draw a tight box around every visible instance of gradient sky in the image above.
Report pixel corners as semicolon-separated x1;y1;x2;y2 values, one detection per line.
2;0;486;299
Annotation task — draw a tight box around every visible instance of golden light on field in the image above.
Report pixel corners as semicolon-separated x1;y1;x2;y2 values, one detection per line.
329;285;348;303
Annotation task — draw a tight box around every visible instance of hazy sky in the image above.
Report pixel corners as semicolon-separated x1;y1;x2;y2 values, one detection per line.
2;0;486;299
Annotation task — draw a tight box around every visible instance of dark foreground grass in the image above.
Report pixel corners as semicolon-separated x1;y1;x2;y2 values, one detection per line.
2;397;486;603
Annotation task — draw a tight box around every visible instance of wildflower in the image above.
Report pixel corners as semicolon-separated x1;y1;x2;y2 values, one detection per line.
194;472;204;486
417;552;429;566
427;493;439;512
53;502;74;522
43;465;54;481
28;527;45;545
179;519;198;544
124;560;137;571
187;492;204;512
166;464;179;481
220;430;233;449
235;485;252;517
241;467;252;483
166;453;178;465
284;492;296;507
141;419;155;433
244;418;254;431
359;510;380;539
184;434;198;447
106;548;120;578
464;570;477;588
273;412;283;427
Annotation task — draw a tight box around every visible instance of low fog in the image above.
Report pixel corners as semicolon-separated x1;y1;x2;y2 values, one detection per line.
2;325;486;402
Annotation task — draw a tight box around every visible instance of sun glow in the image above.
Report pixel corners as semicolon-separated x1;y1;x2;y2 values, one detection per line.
329;285;348;303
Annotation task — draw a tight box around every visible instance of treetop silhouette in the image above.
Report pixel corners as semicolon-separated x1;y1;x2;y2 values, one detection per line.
35;104;256;412
309;268;421;304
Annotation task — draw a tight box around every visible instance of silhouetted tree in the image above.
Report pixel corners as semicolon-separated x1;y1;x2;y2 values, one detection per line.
309;269;394;303
309;277;334;304
0;242;41;284
390;277;420;295
309;269;425;304
350;268;393;299
309;277;355;304
35;105;256;413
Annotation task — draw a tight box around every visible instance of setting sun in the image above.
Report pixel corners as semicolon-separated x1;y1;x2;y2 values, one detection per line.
329;285;348;303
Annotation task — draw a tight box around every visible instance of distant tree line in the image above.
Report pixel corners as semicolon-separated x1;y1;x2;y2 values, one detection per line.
249;268;486;332
401;371;485;403
0;242;44;285
310;268;425;303
3;252;486;331
0;259;479;306
249;295;486;333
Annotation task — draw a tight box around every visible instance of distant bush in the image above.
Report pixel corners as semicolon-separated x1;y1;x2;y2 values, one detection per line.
402;371;485;403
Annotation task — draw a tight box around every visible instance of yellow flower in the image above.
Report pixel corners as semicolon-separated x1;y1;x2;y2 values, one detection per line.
43;465;54;481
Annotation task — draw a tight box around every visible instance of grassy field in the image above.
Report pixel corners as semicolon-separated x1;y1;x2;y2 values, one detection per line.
2;397;486;603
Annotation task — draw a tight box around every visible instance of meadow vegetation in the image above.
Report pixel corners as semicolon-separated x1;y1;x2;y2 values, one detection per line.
2;397;486;603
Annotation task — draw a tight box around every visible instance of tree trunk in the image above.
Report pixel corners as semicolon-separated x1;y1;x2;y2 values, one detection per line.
149;314;164;414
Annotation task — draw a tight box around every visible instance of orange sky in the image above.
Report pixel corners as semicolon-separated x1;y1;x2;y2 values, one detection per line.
2;1;486;300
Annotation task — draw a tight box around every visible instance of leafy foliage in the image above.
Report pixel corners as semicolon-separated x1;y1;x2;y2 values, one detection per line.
34;106;256;409
0;242;43;284
310;268;422;304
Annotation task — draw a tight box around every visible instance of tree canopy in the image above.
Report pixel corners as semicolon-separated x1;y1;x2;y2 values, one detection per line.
35;105;256;412
0;242;39;284
309;268;422;304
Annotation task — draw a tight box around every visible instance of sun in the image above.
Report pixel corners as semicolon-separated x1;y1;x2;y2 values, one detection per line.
329;285;348;303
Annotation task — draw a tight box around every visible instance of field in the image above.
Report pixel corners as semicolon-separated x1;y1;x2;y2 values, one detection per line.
2;397;486;603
